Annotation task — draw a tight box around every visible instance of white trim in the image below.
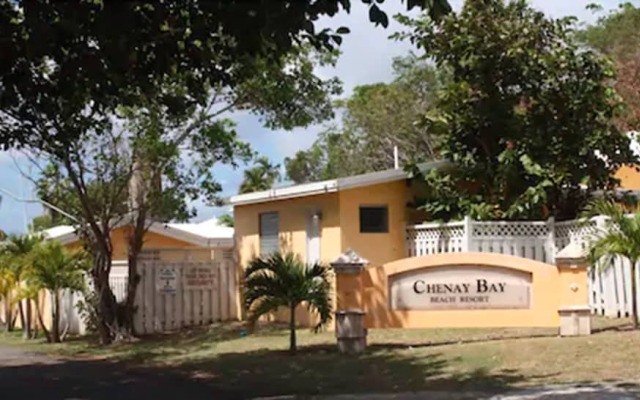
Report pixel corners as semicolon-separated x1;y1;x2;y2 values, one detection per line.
229;160;449;206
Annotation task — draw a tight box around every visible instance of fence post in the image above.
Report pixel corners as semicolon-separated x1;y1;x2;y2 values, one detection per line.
546;216;555;263
331;249;368;354
463;215;473;252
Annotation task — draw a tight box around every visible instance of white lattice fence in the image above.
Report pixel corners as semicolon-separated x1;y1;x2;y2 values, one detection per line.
407;221;466;257
471;220;553;263
406;216;639;318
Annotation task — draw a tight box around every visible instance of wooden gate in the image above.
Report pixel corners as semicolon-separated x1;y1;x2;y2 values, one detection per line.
134;259;239;334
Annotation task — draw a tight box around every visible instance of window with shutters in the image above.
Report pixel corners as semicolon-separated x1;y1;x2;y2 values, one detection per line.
259;212;279;256
359;206;389;233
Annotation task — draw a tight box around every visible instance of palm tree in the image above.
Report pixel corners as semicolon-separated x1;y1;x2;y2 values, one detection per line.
244;252;332;353
239;157;281;194
4;234;42;338
0;253;16;331
218;213;234;227
583;199;640;329
26;241;88;343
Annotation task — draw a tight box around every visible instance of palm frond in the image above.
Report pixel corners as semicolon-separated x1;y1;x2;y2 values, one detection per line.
244;252;333;333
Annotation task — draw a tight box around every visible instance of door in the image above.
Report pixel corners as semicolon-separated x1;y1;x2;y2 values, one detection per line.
306;212;321;264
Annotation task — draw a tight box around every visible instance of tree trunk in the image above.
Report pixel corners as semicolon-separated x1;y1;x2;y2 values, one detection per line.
30;299;39;339
17;300;25;337
23;299;32;340
92;252;117;345
124;250;141;337
4;292;12;332
35;299;51;343
632;262;638;330
289;303;297;354
52;290;61;343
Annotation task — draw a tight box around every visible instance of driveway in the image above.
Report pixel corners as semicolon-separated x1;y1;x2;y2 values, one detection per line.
2;344;640;399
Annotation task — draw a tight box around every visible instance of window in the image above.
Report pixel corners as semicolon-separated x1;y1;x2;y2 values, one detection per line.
359;206;388;233
259;212;279;256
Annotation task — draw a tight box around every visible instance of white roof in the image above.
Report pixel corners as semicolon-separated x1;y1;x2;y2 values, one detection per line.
168;218;234;239
42;217;234;248
229;160;449;206
42;225;76;240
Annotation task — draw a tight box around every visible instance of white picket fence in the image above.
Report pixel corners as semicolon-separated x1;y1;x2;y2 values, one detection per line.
406;216;638;318
60;259;239;335
133;260;239;334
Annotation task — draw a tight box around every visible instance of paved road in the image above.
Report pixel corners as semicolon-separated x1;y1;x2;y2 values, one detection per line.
2;345;640;399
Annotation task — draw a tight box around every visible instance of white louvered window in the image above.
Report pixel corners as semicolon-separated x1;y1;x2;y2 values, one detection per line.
259;212;279;256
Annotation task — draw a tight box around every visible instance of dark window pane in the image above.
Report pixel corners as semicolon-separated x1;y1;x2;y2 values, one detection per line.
259;212;279;256
359;206;388;233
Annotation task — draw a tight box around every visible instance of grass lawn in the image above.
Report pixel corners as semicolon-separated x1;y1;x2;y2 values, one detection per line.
1;316;639;397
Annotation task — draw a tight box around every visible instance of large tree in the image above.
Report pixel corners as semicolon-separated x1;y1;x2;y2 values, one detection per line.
579;3;640;132
1;1;449;343
397;0;637;222
285;54;442;184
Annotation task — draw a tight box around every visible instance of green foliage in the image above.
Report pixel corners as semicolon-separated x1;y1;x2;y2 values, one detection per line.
218;214;234;228
582;199;640;328
0;233;44;335
244;252;332;353
578;3;640;131
0;0;446;150
239;157;282;194
26;241;88;294
285;54;442;184
24;241;89;342
398;0;636;221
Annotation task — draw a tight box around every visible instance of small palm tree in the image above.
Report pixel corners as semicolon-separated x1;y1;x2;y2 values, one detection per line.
4;234;42;338
0;255;16;331
26;241;88;343
583;199;640;329
239;157;281;194
244;252;332;353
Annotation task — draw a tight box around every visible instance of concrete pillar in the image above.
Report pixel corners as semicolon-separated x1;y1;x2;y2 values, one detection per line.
555;242;591;336
330;249;368;354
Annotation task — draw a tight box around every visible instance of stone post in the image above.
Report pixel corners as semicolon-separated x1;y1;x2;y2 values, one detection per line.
555;242;591;336
330;249;368;354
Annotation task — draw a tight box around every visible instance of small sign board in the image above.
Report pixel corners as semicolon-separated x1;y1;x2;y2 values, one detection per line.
156;267;178;294
184;265;216;290
390;265;531;310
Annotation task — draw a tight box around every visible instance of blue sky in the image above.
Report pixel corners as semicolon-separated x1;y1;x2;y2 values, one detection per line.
0;0;630;234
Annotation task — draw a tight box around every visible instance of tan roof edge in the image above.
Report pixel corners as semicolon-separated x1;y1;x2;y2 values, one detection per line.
228;160;449;206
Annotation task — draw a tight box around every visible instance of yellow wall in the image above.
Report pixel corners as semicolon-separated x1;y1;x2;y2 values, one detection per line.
616;165;640;190
338;181;410;267
234;180;411;271
109;227;198;259
233;181;412;326
342;252;590;329
235;192;342;268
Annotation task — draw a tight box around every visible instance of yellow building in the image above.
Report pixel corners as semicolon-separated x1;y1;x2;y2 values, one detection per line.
231;160;640;326
231;161;451;272
29;219;235;334
45;218;234;265
232;161;640;271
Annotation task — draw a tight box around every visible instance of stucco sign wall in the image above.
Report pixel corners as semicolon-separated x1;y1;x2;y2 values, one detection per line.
389;265;531;310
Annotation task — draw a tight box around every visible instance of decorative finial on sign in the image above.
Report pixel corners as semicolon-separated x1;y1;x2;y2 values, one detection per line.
555;242;587;263
330;249;369;274
332;248;369;266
